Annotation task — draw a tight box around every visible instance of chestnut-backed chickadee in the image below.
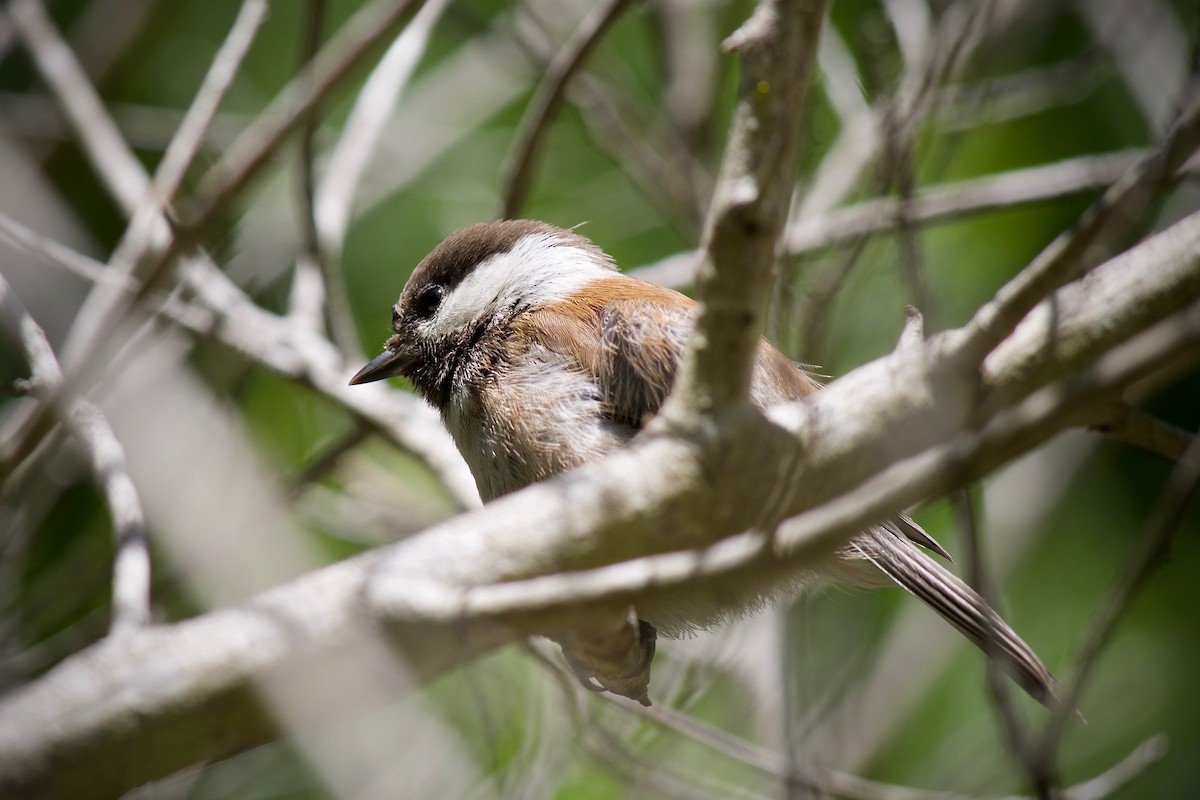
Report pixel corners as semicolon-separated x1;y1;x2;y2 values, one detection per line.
351;220;1058;706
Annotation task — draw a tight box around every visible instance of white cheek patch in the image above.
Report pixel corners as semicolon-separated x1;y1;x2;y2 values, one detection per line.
422;232;618;338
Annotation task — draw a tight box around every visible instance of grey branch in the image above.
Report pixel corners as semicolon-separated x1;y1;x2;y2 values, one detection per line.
668;0;829;417
0;274;150;634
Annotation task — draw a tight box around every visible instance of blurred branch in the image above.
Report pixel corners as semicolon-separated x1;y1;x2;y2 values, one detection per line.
635;2;1015;294
1089;403;1195;461
7;0;148;218
653;0;718;169
512;13;704;236
934;52;1110;132
188;0;428;232
534;640;1165;800
1033;425;1200;785
314;0;450;259
92;0;268;302
501;0;635;218
0;92;262;151
290;0;335;340
0;0;269;494
956;488;1040;791
786;150;1167;255
287;425;370;500
0;210;480;507
1;199;1197;798
0;275;150;634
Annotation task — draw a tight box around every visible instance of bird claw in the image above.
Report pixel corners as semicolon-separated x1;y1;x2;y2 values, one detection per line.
557;617;657;706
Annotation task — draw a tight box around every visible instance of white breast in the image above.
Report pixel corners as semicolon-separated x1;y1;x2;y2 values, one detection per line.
443;343;633;502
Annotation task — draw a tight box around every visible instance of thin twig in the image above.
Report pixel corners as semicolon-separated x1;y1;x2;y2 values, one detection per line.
0;91;260;152
289;0;362;358
501;0;635;218
291;0;331;337
287;424;370;499
1034;424;1200;782
782;1;994;363
934;52;1110;133
7;0;148;217
89;0;269;285
639;148;1197;293
653;0;718;177
528;642;1165;800
510;12;703;237
0;0;270;493
669;0;829;417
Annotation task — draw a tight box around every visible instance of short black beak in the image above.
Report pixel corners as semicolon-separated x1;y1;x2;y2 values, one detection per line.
349;348;412;385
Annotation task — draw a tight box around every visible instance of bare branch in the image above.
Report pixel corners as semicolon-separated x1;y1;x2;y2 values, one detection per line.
0;0;269;493
959;91;1200;363
786;150;1160;255
1090;403;1195;461
668;0;829;417
314;0;451;257
188;0;428;233
82;0;268;304
582;680;1165;800
7;0;148;216
67;402;152;633
1034;425;1200;781
956;488;1039;789
0;275;150;634
500;0;635;219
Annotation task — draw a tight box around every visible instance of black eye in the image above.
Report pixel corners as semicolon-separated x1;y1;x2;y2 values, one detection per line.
414;284;444;319
390;305;401;326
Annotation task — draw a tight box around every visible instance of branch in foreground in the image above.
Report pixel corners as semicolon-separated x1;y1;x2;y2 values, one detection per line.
668;0;828;417
0;211;479;507
0;274;150;633
1089;403;1194;461
1;207;1196;799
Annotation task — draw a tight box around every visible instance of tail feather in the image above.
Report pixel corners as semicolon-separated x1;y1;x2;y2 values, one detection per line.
853;524;1060;709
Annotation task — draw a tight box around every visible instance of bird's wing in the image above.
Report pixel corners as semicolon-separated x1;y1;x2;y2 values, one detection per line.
592;296;692;427
521;274;821;428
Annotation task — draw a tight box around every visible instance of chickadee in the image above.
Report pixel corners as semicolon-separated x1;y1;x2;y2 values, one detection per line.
351;219;1058;706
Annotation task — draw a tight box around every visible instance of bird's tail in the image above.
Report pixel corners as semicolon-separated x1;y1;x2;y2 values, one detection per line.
852;523;1061;709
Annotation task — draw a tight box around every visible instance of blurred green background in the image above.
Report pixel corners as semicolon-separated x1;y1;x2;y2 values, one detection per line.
1;0;1198;798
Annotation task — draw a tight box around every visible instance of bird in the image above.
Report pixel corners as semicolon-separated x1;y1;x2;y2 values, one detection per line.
350;219;1058;707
